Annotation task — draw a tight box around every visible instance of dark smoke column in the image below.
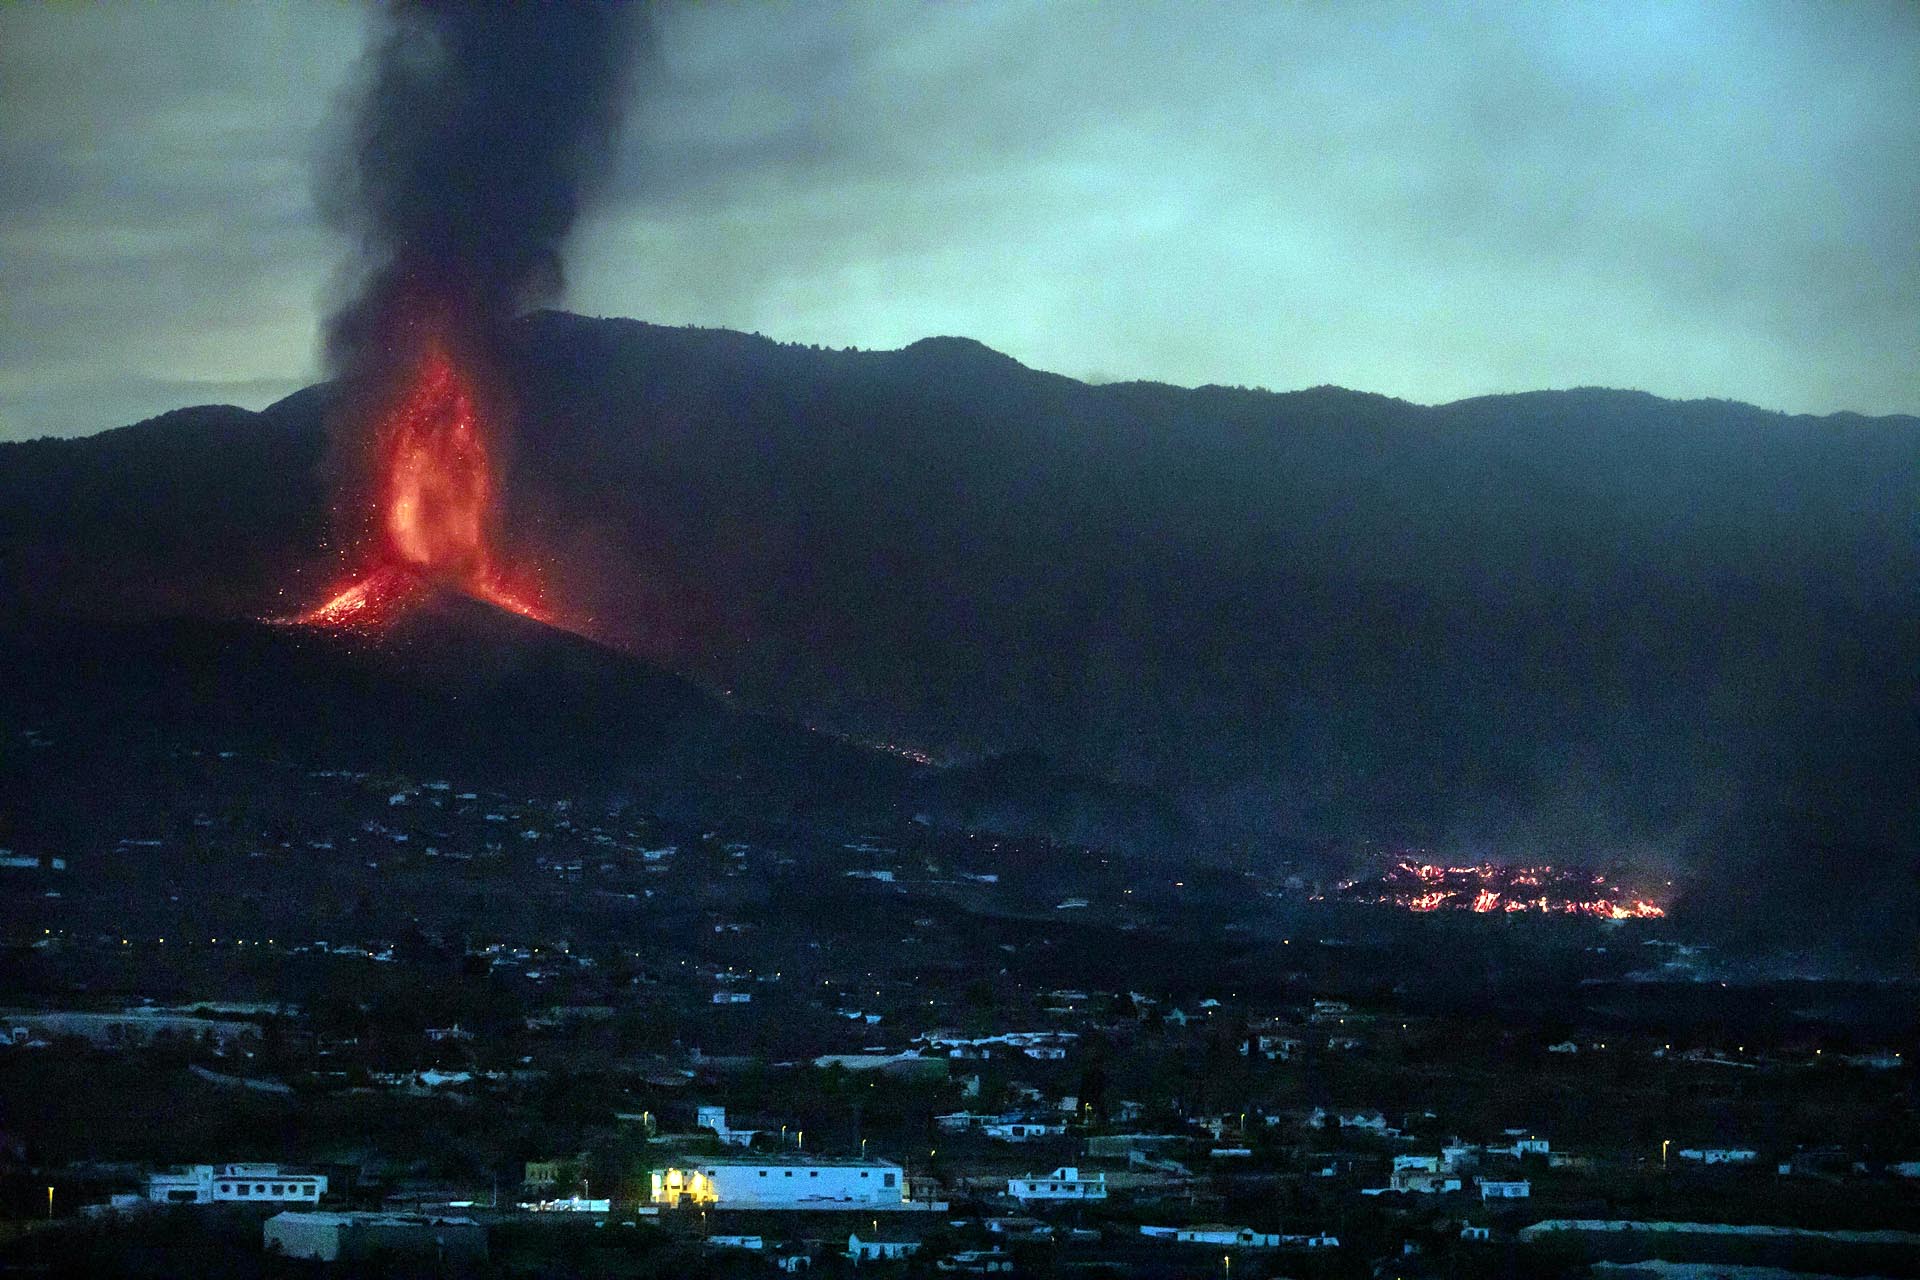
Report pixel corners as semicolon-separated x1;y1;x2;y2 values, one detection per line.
323;0;643;370
294;1;644;626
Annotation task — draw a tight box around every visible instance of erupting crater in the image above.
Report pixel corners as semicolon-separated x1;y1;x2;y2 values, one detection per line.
291;333;550;632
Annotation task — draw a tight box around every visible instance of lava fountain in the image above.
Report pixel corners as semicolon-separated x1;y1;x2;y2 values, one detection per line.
288;1;639;633
294;328;548;631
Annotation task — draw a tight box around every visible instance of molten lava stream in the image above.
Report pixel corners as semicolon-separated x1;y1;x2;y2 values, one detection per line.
292;336;550;631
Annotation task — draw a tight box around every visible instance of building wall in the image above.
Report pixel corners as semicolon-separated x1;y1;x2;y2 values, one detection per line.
148;1165;324;1204
265;1214;343;1261
676;1162;904;1208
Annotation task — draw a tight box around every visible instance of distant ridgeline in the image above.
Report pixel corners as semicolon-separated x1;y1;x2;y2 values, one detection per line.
1;312;1914;949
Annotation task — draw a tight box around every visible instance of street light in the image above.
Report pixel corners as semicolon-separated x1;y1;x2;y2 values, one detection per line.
1661;1139;1670;1166
47;1186;54;1219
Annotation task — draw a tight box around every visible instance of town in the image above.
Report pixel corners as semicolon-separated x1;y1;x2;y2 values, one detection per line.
2;742;1916;1276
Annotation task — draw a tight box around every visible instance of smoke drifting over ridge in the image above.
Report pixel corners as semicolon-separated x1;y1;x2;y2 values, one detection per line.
320;0;645;371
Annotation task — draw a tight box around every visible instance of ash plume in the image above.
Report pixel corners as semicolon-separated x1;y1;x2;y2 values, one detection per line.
320;0;646;371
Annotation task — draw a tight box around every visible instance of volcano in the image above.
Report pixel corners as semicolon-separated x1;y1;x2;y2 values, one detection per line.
293;331;552;632
1;582;916;827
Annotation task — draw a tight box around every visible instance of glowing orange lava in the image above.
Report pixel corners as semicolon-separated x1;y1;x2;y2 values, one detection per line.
293;334;548;630
1316;854;1668;919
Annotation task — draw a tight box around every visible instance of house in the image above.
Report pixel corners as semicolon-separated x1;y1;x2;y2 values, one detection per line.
1141;1224;1280;1247
1677;1148;1758;1165
937;1247;1014;1272
847;1227;923;1262
650;1154;931;1210
1007;1167;1106;1202
1461;1225;1492;1241
983;1119;1066;1141
712;991;753;1005
1386;1167;1464;1194
982;1216;1053;1242
1308;1107;1394;1133
696;1105;759;1147
522;1159;579;1190
1479;1179;1531;1200
707;1234;764;1250
1084;1133;1188;1159
263;1212;486;1264
519;1196;611;1213
148;1164;326;1205
1243;1033;1303;1061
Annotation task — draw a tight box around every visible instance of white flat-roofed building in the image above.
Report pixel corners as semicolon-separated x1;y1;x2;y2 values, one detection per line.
1008;1167;1106;1202
1479;1179;1531;1200
149;1164;326;1205
651;1154;934;1210
982;1120;1066;1141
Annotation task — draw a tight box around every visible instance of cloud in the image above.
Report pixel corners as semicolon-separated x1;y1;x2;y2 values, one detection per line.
3;0;1917;441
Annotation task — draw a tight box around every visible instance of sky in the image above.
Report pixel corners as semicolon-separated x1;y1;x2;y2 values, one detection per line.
2;0;1916;442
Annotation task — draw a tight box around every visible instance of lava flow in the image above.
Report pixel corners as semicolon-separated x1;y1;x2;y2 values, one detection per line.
1317;855;1667;919
293;335;548;631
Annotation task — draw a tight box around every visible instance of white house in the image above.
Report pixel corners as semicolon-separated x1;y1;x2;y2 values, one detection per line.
1307;1107;1393;1133
1384;1168;1463;1194
1141;1224;1280;1248
150;1164;326;1205
1479;1180;1531;1200
983;1120;1066;1141
1677;1148;1757;1165
1007;1167;1106;1202
696;1105;758;1147
847;1230;921;1262
707;1234;764;1250
1243;1034;1303;1061
651;1155;926;1210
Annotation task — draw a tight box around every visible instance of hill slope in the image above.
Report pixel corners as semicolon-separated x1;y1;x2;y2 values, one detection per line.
3;313;1915;879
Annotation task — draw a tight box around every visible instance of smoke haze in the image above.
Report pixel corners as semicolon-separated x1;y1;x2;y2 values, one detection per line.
320;0;646;371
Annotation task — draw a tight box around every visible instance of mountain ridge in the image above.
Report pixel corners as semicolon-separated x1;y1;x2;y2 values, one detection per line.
3;311;1914;921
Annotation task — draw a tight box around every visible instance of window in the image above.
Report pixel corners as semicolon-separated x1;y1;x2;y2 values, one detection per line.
884;1174;896;1187
784;1171;793;1178
860;1171;869;1178
809;1171;818;1178
759;1171;768;1178
236;1185;250;1196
